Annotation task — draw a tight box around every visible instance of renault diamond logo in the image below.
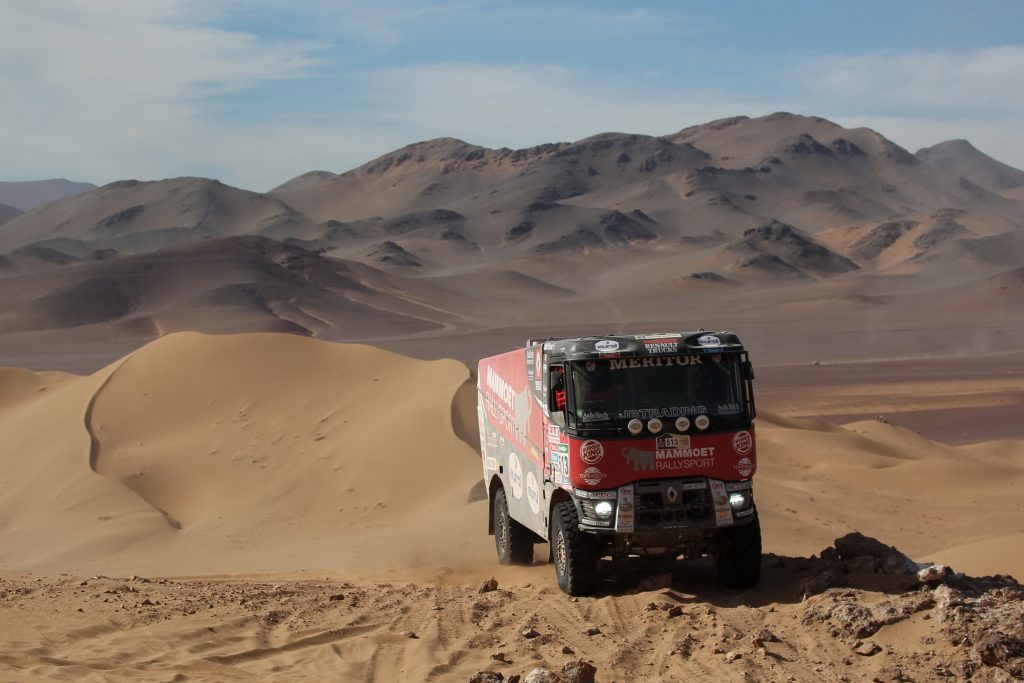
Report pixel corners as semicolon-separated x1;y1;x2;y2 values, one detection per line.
666;486;679;503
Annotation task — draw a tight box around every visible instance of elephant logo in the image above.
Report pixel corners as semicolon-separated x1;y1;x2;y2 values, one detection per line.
622;447;655;472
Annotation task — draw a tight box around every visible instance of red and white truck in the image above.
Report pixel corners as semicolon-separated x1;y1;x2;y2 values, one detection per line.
477;332;760;595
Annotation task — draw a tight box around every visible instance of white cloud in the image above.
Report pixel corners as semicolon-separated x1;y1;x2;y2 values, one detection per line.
0;1;325;189
801;46;1024;169
810;46;1024;113
361;63;776;148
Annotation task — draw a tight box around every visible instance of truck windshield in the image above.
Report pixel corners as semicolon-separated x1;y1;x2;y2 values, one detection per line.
569;354;746;425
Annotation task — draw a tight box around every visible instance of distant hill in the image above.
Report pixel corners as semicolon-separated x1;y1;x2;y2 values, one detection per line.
916;139;1024;198
0;202;21;226
0;178;97;212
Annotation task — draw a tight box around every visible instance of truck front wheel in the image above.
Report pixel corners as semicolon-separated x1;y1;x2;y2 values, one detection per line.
494;488;534;565
551;501;599;596
715;509;762;589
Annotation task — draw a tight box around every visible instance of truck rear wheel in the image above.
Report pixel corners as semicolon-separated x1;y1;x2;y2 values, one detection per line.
494;488;534;565
551;501;599;596
715;509;762;589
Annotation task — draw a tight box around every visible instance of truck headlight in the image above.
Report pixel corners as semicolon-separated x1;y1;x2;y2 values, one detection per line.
594;501;614;519
728;491;750;508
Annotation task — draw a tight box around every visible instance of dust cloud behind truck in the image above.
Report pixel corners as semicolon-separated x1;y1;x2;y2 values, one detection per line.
477;332;761;595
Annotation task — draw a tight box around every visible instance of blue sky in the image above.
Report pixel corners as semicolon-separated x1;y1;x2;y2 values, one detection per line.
2;1;1023;190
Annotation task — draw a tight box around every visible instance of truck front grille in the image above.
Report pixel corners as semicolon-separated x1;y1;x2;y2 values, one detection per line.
634;479;712;528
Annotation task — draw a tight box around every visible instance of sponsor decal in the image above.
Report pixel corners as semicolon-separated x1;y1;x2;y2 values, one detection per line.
732;431;753;456
621;446;655;471
582;467;606;486
581;411;610;422
735;507;755;517
709;480;734;527
698;334;722;347
580;440;604;465
683;481;707;491
477;407;488;455
642;341;679;354
595;340;620;352
485;367;517;410
574;489;616;499
656;433;691;449
635;333;682;340
624;435;718;472
609;355;702;370
546;425;561;444
656;447;716;460
615;484;634;533
548;452;569;482
557;443;569;453
526;471;540;514
484;456;498;471
734;457;754;478
509;453;524;499
618;405;707;420
718;402;742;415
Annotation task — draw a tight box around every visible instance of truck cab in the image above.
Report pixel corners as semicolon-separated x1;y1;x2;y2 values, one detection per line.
477;331;761;595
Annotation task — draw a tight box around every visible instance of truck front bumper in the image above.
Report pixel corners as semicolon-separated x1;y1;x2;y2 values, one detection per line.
574;477;754;534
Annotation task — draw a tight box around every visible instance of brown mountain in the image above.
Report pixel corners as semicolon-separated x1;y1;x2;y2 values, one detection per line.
0;236;459;340
0;178;96;212
0;202;21;226
0;177;315;255
2;112;1024;369
917;139;1024;199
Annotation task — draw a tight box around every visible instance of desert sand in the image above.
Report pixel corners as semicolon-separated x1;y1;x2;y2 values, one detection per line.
1;332;1023;681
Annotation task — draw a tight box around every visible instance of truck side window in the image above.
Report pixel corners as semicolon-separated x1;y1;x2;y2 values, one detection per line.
549;365;566;412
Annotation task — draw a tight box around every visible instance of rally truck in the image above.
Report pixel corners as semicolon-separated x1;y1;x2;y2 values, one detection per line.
477;331;760;596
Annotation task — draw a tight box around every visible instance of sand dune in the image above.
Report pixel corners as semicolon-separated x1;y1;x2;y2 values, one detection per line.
1;332;1021;579
0;333;485;575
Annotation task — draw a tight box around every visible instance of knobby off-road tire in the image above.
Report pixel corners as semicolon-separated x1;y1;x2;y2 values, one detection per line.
550;501;600;596
715;508;762;589
493;488;534;565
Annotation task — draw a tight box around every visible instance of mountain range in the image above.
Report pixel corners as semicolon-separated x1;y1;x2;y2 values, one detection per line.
1;112;1022;370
